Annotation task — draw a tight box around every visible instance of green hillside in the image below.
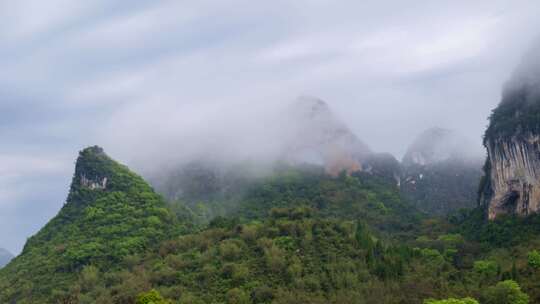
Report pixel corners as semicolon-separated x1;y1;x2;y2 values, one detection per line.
232;167;420;237
59;206;540;304
2;147;540;304
0;147;180;303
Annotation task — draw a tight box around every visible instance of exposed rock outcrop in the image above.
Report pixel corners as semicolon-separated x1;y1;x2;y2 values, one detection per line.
71;146;110;194
480;40;540;219
482;135;540;219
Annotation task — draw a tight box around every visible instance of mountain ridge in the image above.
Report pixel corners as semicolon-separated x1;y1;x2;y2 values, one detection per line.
0;146;178;303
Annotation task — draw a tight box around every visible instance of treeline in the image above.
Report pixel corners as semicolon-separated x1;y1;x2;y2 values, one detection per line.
59;207;539;303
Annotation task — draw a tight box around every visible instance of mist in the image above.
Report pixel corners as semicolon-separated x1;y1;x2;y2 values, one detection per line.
2;0;540;254
504;37;540;101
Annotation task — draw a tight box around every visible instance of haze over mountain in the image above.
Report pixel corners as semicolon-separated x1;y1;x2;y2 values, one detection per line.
152;96;399;220
401;128;484;215
281;97;372;175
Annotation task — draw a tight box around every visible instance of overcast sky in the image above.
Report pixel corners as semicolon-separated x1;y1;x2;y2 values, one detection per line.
1;0;540;254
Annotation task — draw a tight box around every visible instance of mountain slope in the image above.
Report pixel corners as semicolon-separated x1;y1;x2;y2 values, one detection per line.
65;212;420;303
0;248;13;268
401;128;483;215
0;146;178;303
60;205;540;304
153;97;401;223
232;165;420;237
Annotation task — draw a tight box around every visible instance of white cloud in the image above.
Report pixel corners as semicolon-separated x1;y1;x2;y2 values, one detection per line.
0;1;105;42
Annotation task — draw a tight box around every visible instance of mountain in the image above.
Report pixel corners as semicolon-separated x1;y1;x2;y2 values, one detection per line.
281;96;373;176
4;145;540;302
154;97;399;211
0;248;13;268
479;41;540;219
401;128;484;215
0;146;178;303
231;165;421;237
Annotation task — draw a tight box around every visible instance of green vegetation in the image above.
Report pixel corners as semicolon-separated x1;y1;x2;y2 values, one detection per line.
527;250;540;269
0;147;182;303
65;212;420;303
232;168;421;236
2;146;540;303
424;298;479;304
482;280;529;304
28;205;536;304
136;290;172;304
484;87;540;141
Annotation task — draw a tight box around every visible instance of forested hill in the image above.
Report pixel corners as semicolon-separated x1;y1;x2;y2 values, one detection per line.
2;147;540;303
0;146;180;303
231;167;421;237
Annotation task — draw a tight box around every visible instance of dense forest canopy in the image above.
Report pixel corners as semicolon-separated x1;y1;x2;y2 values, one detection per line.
484;86;540;141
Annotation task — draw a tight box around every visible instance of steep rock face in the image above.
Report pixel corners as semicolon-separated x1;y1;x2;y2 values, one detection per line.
480;40;540;219
401;128;483;215
0;248;13;268
482;135;540;219
480;87;540;219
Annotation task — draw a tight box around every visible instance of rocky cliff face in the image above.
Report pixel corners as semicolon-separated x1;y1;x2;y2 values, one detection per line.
401;128;484;215
482;135;540;219
480;40;540;219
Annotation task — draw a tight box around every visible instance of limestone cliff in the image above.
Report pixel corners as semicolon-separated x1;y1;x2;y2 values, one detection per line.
481;131;540;219
480;40;540;219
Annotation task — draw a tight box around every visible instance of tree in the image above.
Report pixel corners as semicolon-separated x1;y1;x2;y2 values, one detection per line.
473;260;499;286
527;250;540;269
355;221;374;249
227;288;250;304
482;280;529;304
424;297;479;304
136;289;171;304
